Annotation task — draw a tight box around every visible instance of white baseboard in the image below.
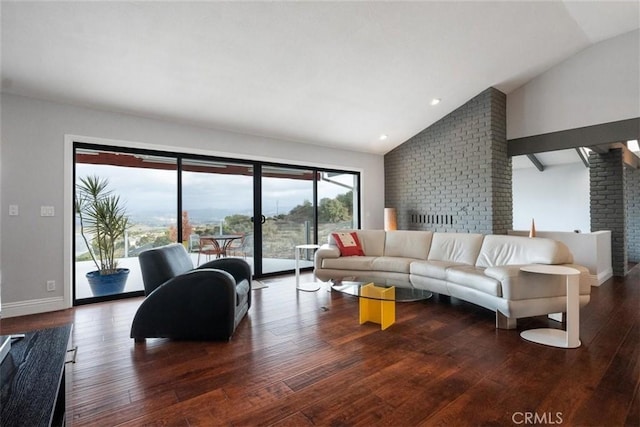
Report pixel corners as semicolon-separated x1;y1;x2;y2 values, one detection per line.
1;296;68;318
593;268;613;287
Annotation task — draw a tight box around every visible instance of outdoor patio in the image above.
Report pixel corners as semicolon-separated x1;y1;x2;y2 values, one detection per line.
75;253;314;300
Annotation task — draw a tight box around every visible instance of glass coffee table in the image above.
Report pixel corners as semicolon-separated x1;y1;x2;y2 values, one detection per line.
331;278;432;330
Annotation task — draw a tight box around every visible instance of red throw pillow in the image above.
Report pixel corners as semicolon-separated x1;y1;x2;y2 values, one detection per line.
332;232;365;256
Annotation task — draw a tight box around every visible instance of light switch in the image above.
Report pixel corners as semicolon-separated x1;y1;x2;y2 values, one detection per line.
40;206;55;217
9;205;18;216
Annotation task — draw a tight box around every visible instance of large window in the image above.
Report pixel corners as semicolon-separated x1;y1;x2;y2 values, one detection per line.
73;142;360;304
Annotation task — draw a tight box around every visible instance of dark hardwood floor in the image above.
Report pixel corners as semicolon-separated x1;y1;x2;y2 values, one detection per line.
1;267;638;426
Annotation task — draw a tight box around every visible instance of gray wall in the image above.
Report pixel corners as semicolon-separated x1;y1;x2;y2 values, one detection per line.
627;165;640;263
385;87;511;234
0;93;385;316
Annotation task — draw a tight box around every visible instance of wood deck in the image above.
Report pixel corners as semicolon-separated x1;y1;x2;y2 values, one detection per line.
1;267;638;426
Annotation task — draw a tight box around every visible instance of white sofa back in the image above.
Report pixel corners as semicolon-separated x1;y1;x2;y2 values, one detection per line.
327;231;574;270
427;233;484;265
476;235;574;268
384;230;433;259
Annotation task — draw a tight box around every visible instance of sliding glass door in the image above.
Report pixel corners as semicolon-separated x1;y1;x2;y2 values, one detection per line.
73;142;360;304
259;167;359;274
182;159;254;271
260;166;315;274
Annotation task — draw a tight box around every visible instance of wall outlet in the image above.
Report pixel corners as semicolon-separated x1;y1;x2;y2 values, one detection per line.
46;280;56;292
9;205;18;216
40;206;55;217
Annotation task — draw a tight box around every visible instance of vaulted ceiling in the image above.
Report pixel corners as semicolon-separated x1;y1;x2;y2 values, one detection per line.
2;1;638;155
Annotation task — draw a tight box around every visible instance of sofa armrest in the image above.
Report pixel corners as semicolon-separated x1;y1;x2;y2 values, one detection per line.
131;270;245;341
198;257;251;284
315;244;341;267
485;264;591;301
197;258;252;310
131;269;239;341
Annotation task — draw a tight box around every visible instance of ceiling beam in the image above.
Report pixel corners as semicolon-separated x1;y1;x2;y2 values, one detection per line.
575;147;590;168
508;118;640;156
587;144;610;154
526;154;545;171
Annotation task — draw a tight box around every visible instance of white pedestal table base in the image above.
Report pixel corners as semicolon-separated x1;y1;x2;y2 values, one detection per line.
295;244;322;292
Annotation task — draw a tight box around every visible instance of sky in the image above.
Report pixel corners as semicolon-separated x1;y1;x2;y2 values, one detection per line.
76;162;355;220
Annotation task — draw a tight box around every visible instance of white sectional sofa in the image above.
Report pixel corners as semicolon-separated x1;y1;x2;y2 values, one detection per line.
314;230;591;329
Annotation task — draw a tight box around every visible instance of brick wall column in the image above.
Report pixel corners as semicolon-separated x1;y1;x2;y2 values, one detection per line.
590;149;628;276
625;165;640;263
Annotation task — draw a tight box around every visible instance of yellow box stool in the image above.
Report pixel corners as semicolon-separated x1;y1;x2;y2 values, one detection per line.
359;283;396;330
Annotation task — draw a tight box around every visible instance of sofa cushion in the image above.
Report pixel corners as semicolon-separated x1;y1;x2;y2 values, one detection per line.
476;235;574;268
321;256;376;271
410;260;468;280
384;230;433;260
371;257;413;274
428;233;485;265
332;231;365;256
446;266;502;297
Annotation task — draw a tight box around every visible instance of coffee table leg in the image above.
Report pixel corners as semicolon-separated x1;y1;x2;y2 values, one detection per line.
380;300;395;330
359;284;396;330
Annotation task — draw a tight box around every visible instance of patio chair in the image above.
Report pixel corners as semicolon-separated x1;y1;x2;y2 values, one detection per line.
197;236;226;265
131;243;251;341
227;233;253;258
188;234;200;252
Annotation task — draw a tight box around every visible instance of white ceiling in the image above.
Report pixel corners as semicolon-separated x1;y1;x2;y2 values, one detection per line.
2;1;639;155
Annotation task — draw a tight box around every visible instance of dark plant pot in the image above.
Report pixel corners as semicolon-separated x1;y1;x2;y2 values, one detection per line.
86;268;130;297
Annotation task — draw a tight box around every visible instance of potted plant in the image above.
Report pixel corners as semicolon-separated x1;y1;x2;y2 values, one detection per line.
76;175;130;296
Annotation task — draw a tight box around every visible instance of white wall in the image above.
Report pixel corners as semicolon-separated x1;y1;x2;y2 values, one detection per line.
507;29;639;139
0;93;385;316
513;162;590;232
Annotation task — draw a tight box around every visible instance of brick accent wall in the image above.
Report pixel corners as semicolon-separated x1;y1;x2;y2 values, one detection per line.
385;87;511;234
590;149;628;276
626;165;640;263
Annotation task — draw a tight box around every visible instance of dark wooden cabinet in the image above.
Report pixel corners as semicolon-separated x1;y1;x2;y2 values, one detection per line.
1;324;73;426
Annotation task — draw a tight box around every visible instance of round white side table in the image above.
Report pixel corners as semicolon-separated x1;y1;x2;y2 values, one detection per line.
295;244;321;292
519;264;582;348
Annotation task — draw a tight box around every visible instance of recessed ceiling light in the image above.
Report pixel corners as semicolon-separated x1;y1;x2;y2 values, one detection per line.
628;140;639;152
379;134;388;141
430;98;441;106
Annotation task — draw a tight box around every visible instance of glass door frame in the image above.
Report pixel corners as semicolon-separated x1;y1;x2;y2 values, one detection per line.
72;141;361;304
